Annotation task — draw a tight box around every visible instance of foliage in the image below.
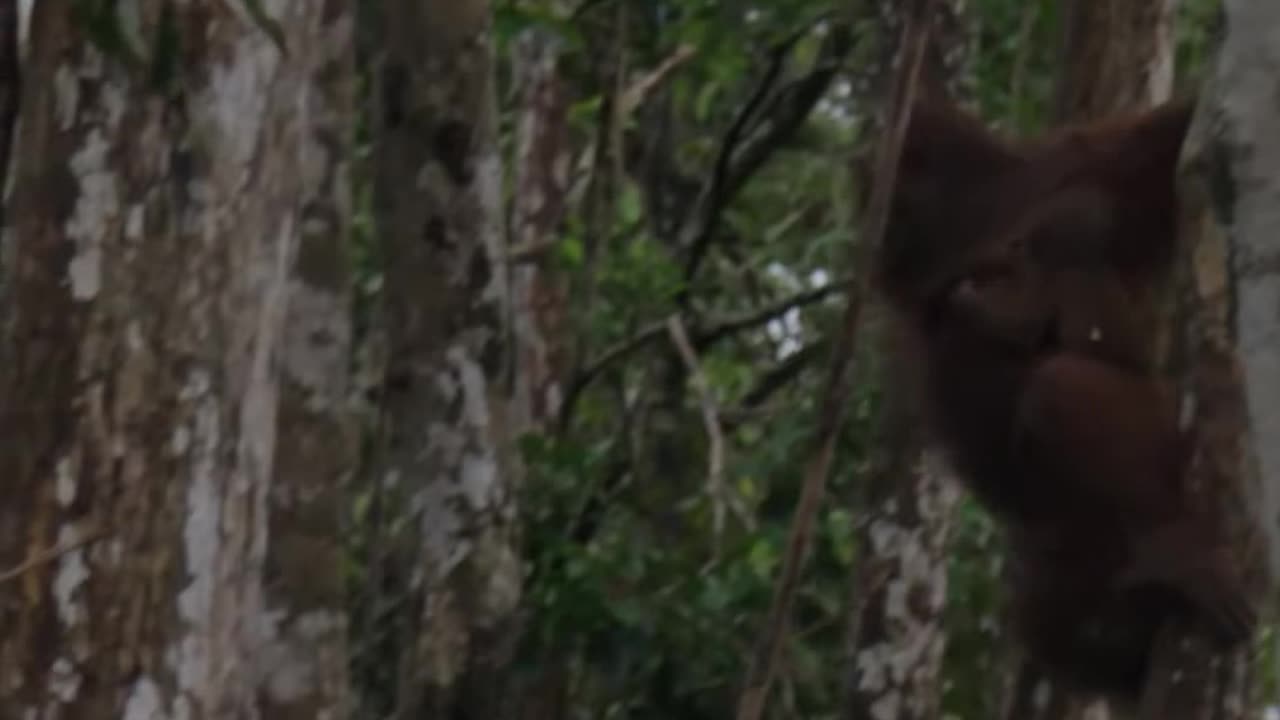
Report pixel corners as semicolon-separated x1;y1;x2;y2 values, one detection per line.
968;0;1061;131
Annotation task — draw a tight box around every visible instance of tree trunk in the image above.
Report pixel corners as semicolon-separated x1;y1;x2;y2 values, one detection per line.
369;0;523;717
509;26;572;433
257;3;357;718
1139;1;1277;714
0;2;333;716
843;437;959;720
1211;0;1280;620
1053;0;1176;123
506;24;575;720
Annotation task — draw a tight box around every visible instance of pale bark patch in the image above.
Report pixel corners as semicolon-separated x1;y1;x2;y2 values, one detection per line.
255;609;346;706
122;677;163;720
66;128;119;301
53;65;78;130
46;658;80;702
282;280;350;405
55;457;77;507
202;40;281;182
52;528;89;629
176;372;222;694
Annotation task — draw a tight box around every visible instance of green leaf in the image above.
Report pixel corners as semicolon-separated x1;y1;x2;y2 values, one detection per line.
825;508;856;566
558;236;585;268
618;182;643;226
747;536;778;579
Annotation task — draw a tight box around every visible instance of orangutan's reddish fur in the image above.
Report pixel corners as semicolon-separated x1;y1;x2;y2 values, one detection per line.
877;97;1254;701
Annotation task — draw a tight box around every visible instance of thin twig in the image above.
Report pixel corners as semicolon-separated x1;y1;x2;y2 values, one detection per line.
619;44;697;118
681;18;851;286
665;315;753;553
505;237;561;265
571;42;696;200
693;279;850;350
0;526;106;585
684;26;805;259
738;341;828;413
733;2;936;718
558;281;848;431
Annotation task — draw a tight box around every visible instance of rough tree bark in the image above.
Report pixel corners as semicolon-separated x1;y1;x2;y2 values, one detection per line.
1053;0;1176;123
369;0;523;717
1138;1;1276;715
1210;0;1280;620
0;2;340;716
843;437;959;720
506;21;575;720
509;26;572;433
257;3;357;718
842;3;968;719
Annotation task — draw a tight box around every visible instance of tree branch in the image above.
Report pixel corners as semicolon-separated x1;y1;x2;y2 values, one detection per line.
693;279;849;350
0;526;106;585
619;44;697;118
680;15;852;288
557;281;848;431
666;315;753;550
739;341;827;413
